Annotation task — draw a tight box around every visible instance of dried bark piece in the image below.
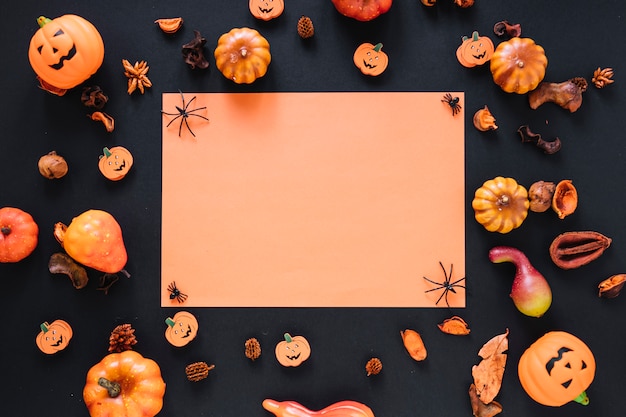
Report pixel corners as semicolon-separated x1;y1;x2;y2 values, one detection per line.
438;316;471;335
591;67;614;88
493;20;521;39
48;252;88;289
185;362;215;381
400;329;427;361
471;329;509;405
365;357;382;376
245;337;262;360
469;383;503;417
108;324;137;352
598;274;626;298
549;231;611;269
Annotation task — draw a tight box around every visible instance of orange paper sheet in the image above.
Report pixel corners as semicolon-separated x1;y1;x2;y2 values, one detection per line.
161;92;465;307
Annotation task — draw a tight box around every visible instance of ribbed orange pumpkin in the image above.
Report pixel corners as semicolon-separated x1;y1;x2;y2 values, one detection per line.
490;37;547;94
214;27;271;84
472;176;529;233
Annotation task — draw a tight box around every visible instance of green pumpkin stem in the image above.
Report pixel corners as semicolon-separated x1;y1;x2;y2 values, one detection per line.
165;317;176;327
102;147;112;158
40;322;50;333
98;377;121;398
373;43;383;52
37;16;52;27
472;31;479;41
284;333;293;343
573;391;589;405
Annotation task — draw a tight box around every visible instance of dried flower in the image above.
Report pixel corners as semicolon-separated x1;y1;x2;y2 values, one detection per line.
365;357;382;376
185;362;215;382
245;337;262;360
297;16;314;39
122;59;152;94
108;323;137;353
182;30;209;69
81;85;108;109
591;67;614;88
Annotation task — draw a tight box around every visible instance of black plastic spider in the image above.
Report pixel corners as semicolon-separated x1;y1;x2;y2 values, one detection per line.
423;261;465;307
167;281;188;303
161;90;209;137
441;93;462;116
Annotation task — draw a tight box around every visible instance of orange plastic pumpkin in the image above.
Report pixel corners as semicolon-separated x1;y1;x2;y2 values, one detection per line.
275;333;311;367
249;0;284;21
0;207;39;263
518;331;595;407
214;27;271;84
472;176;529;233
54;209;127;273
98;146;133;181
263;399;375;417
36;320;73;354
490;37;547;94
83;350;166;417
353;43;388;76
456;31;494;68
28;15;104;91
164;311;199;347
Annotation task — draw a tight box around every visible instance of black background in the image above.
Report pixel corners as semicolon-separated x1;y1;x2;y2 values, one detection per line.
2;1;625;416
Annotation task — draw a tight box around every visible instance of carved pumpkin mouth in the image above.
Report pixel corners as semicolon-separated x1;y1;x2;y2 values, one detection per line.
181;324;193;338
286;352;301;360
49;44;77;70
362;61;377;69
473;51;486;60
113;160;127;171
257;7;274;13
51;335;64;347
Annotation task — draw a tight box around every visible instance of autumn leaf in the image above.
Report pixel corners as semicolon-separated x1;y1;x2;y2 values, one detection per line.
469;383;503;417
471;329;509;404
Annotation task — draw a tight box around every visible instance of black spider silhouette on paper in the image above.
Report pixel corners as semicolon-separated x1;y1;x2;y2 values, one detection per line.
161;90;209;137
167;281;188;303
423;261;465;307
441;93;462;116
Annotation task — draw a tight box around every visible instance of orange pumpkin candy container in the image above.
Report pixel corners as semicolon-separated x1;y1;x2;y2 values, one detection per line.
518;331;595;407
353;42;389;76
28;15;104;93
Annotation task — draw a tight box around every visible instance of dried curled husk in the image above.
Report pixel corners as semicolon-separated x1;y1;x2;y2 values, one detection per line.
473;106;498;131
551;179;577;219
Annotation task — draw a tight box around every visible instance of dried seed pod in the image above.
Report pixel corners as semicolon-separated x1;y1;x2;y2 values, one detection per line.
48;252;88;289
549;231;611;269
245;337;261;360
297;16;314;39
598;274;626;298
473;106;497;131
591;67;614;89
108;324;137;353
528;77;588;113
365;357;382;376
528;181;556;213
155;17;184;34
551;179;578;219
182;30;209;70
438;316;471;335
400;329;427;361
38;151;68;179
185;361;215;382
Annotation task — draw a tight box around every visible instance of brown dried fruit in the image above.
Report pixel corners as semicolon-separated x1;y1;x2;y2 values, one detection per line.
297;16;314;39
551;179;578;219
155;17;184;34
108;323;137;353
598;274;626;298
400;329;427;361
438;316;471;335
473;106;497;131
517;125;561;154
89;111;115;132
365;357;382;376
38;151;68;179
81;85;108;109
469;383;503;417
528;181;555;213
48;252;88;289
591;67;614;88
528;77;588;113
245;337;262;360
471;329;508;405
549;231;611;269
185;361;215;382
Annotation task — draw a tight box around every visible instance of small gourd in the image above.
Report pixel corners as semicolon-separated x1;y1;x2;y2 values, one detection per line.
490;37;548;94
472;176;529;233
214;27;271;84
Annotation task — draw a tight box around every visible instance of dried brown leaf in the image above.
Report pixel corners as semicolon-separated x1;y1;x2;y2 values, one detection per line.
471;329;509;404
469;383;503;417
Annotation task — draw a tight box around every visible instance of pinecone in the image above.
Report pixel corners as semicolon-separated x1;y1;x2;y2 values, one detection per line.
108;323;137;353
185;362;215;382
365;357;383;376
591;67;615;88
244;337;262;360
297;16;314;39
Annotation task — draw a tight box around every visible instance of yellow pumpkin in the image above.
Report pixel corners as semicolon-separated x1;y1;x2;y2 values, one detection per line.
214;27;271;84
490;37;547;94
472;176;529;233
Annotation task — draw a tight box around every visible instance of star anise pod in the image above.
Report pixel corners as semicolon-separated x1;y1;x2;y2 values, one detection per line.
122;59;152;95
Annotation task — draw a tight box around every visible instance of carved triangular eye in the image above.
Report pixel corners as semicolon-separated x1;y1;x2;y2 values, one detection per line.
581;360;587;369
561;379;573;389
54;29;64;36
564;362;571;368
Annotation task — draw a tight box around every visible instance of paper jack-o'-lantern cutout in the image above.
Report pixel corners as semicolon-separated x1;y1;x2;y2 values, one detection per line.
456;31;494;68
98;146;133;181
518;331;596;407
353;42;389;76
275;333;311;367
165;311;198;347
28;15;104;94
249;0;284;21
36;320;73;354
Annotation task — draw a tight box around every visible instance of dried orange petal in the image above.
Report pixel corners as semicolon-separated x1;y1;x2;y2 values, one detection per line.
438;316;471;335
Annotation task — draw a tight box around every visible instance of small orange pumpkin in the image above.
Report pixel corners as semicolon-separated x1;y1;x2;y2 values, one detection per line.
472;176;529;233
490;37;548;94
214;27;271;84
83;350;166;417
518;331;595;407
249;0;284;21
98;146;133;181
275;333;311;367
456;31;494;68
0;207;39;263
36;320;73;354
164;311;199;347
353;43;388;76
28;15;104;92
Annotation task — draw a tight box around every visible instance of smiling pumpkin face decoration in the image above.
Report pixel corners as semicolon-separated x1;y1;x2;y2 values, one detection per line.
456;31;494;68
36;320;73;354
98;146;133;181
275;333;311;367
353;42;389;76
165;311;199;347
28;15;104;94
249;0;284;21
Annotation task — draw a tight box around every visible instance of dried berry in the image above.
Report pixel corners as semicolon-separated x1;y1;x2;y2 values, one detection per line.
108;323;137;353
185;361;215;382
245;337;262;360
365;357;382;376
38;151;68;179
297;16;314;39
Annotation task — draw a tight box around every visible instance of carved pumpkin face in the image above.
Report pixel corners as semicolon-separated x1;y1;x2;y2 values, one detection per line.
353;43;389;76
98;146;133;181
249;0;284;21
275;333;311;367
165;311;199;347
36;320;73;354
456;31;494;68
518;331;596;407
28;15;104;91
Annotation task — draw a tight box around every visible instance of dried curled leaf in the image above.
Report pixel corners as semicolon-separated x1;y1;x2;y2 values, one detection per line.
469;383;503;417
438;316;471;335
471;329;509;404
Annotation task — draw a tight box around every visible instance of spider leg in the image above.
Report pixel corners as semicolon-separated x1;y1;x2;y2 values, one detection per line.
178;90;187;110
423;276;444;286
424;285;445;294
188;113;210;122
435;288;449;306
165;114;183;128
183;116;196;137
178;117;185;137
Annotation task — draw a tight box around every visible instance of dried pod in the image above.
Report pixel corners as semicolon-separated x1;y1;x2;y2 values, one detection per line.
108;323;137;353
549;231;611;269
551;179;578;219
81;85;108;109
591;67;614;89
155;17;184;34
420;0;437;6
438;316;471;335
48;252;88;289
453;0;474;7
528;77;588;113
297;16;314;39
245;337;262;360
38;151;68;179
598;274;626;298
493;20;521;38
182;30;209;70
473;106;497;131
517;125;561;154
528;181;556;213
365;357;382;376
89;111;114;132
400;329;427;361
185;361;215;382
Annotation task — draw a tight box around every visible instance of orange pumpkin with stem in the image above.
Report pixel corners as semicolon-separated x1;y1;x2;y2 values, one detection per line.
472;176;529;233
28;15;104;93
275;333;311;367
0;207;39;263
353;43;388;76
490;37;547;94
36;320;73;354
214;27;271;84
249;0;284;21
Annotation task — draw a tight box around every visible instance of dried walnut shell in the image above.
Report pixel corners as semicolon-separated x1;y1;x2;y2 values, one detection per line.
598;274;626;298
549;231;611;269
